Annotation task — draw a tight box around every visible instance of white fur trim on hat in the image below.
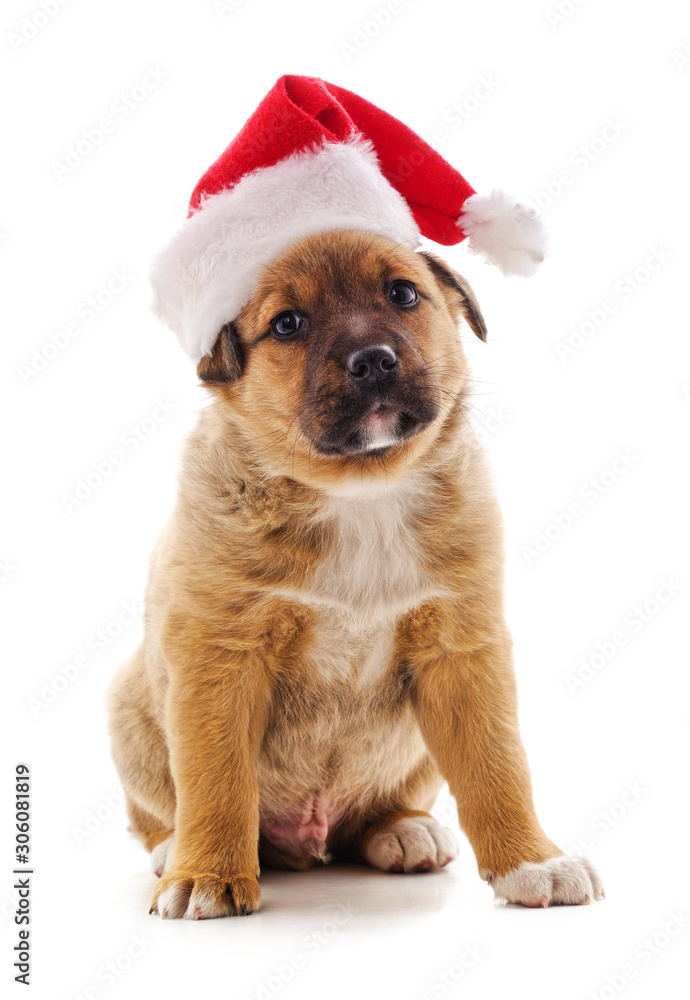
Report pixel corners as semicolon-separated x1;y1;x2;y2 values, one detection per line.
150;137;421;362
459;190;548;277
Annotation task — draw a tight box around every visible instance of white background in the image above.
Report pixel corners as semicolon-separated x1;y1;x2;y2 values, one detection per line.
3;0;690;998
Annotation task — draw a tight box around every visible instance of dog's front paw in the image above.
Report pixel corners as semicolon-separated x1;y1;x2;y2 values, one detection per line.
363;811;458;873
149;869;261;919
485;854;604;907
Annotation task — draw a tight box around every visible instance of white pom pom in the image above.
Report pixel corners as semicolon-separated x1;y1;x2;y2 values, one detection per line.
459;190;548;277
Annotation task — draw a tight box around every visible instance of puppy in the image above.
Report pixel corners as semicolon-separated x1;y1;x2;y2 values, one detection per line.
107;228;603;918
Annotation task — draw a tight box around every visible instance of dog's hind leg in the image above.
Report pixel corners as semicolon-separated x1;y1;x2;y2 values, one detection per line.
336;754;459;873
107;648;176;861
125;796;175;872
359;809;459;873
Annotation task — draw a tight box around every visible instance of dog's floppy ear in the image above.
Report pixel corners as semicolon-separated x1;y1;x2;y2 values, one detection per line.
420;252;487;342
196;322;245;383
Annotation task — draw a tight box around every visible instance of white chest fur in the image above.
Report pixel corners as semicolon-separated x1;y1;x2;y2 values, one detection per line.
301;477;439;684
312;478;437;621
270;476;442;683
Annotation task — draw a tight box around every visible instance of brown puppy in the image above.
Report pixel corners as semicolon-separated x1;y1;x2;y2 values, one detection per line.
108;229;603;919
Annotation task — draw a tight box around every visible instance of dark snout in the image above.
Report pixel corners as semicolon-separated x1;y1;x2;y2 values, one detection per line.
304;321;440;457
346;345;398;389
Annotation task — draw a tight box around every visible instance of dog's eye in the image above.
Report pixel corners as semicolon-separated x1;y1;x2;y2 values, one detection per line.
270;311;308;340
387;280;419;307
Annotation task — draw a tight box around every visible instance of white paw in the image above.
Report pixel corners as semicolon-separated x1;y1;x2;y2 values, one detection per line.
150;834;176;878
364;814;458;873
155;880;228;920
150;872;260;919
487;854;604;907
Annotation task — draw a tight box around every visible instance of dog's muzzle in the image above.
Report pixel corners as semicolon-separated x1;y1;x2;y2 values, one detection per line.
307;341;439;457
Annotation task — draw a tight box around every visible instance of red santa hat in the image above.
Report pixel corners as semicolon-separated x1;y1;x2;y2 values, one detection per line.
151;74;547;362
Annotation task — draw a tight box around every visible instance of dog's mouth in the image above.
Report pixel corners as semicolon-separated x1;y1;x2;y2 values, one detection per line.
307;397;438;457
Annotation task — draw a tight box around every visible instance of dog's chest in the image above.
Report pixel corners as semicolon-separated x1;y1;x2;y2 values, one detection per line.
305;606;396;685
310;486;435;620
298;485;438;684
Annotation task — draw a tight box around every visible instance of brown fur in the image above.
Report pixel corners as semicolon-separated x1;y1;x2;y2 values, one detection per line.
107;229;563;918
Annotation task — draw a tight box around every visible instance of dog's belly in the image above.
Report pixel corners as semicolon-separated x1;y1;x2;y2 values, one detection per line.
257;707;426;857
257;608;428;858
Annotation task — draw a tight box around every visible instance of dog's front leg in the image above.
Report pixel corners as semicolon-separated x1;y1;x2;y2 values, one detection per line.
149;632;270;920
411;634;604;907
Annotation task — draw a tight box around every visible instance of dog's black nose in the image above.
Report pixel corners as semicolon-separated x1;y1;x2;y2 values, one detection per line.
346;345;398;387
